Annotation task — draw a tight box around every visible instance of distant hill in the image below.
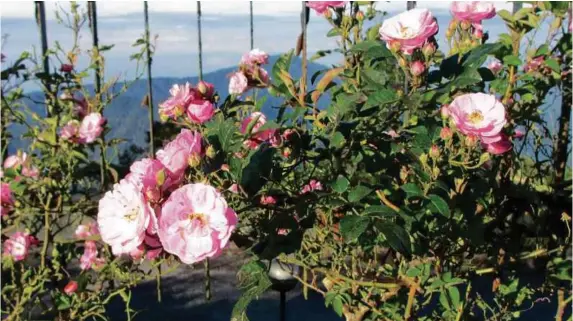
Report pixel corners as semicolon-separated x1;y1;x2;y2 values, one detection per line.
6;55;330;159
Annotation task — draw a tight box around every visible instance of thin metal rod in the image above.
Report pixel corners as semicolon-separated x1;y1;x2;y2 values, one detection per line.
196;1;203;80
279;290;286;321
407;1;416;10
88;1;101;94
300;1;308;111
144;1;155;157
249;2;254;50
35;1;50;116
512;1;522;13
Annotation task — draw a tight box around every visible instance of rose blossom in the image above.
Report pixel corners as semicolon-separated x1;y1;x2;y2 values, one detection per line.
196;80;214;100
302;179;324;194
379;8;439;55
3;232;33;261
524;56;544;73
229;71;249;95
79;240;105;270
1;182;14;217
159;83;194;119
158;183;238;264
487;58;502;74
186;99;215;124
60;120;80;142
97;180;152;255
306;1;346;15
78;113;105;144
450;2;496;23
260;195;277;205
482;135;512;155
156;129;203;179
448;93;507;144
3;152;39;179
240;112;276;149
240;48;270;66
228;184;240;194
74;222;99;239
126;158;169;202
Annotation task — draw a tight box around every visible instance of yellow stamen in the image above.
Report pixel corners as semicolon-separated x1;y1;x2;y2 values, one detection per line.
468;111;484;124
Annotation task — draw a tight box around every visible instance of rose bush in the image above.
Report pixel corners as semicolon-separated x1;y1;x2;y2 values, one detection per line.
2;1;572;321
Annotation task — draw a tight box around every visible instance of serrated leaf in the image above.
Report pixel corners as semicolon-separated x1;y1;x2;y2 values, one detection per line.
428;194;450;218
348;185;372;202
401;183;423;198
331;175;350;193
376;221;412;255
340;215;369;242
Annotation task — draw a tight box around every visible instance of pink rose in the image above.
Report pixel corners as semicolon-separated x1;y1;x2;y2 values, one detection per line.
306;1;346;15
487;58;502;74
126;158;169;202
410;61;425;76
228;183;240;194
1;182;14;217
240;48;270;66
379;8;439;55
79;240;105;270
450;2;496;23
74;222;99;239
97;180;152;255
301;179;324;194
158;183;238;264
524;56;544;73
448;93;507;144
3;152;39;179
156;129;203;179
260;195;277;205
482;135;512;155
79;113;105;144
60;64;74;73
240;112;276;149
64;281;78;295
196;81;215;100
229;71;249;95
60;120;80;142
186;99;215;124
73;96;88;118
3;231;33;262
159;83;194;120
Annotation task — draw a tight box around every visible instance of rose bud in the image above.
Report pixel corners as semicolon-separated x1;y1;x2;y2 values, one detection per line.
64;281;78;295
410;61;425;77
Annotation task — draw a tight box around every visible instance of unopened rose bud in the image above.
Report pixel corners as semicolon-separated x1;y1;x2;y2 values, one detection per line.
323;9;332;19
197;80;214;100
60;64;73;73
188;154;201;168
410;61;425;77
389;41;401;53
398;57;408;68
422;42;436;57
448;20;457;32
441;105;450;119
465;135;478;147
460;20;471;30
221;164;230;172
64;281;78;295
356;10;364;22
440;127;453;140
205;145;216;159
429;145;440;159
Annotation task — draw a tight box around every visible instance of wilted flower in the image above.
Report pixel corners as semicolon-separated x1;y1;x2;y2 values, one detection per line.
74;222;99;239
240;48;269;66
240;112;276;149
79;240;105;270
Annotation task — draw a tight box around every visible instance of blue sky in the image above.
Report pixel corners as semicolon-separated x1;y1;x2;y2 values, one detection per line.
0;1;524;82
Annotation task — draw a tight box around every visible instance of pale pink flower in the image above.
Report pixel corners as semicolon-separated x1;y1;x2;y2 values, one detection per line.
228;184;240;194
3;152;39;179
302;179;324;194
306;1;346;15
473;23;484;38
97;180;152;255
260;195;277;205
282;129;297;141
450;2;496;23
379;8;439;55
196;80;215;100
240;48;270;66
129;244;145;260
448;93;506;143
524;56;544;73
441;105;450;118
229;71;249;95
487;58;502;74
60;120;80;142
126;158;169;202
79;240;104;270
74;222;99;239
158;183;238;264
1;182;14;217
240;112;276;149
410;61;425;76
21;166;39;179
143;234;163;260
383;130;399;138
156;129;203;179
482;135;512;155
78;113;105;144
3;232;33;262
159;83;194;119
186;99;215;124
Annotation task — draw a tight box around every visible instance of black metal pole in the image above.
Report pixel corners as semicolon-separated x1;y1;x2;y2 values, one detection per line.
407;1;416;10
88;1;101;94
249;2;254;50
35;1;50;116
197;1;203;80
144;1;155;157
279;290;286;321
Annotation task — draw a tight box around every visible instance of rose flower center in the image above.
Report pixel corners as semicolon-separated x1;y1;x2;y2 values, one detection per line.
123;208;139;222
189;212;207;227
468;111;484;124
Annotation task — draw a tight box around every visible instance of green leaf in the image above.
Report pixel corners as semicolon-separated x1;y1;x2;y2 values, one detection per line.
327;28;341;37
364;89;398;110
462;43;502;68
340;215;370;242
348;185;373;203
535;44;550;56
331;175;350;193
330;132;346;149
332;295;344;317
272;50;294;87
363;205;396;217
350;39;393;59
401;183;423;198
545;58;560;73
376;222;412;255
453;69;482;88
232;260;273;321
503;55;522;66
362;69;388;86
240;148;275;196
427;194;451;218
55;293;71;310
